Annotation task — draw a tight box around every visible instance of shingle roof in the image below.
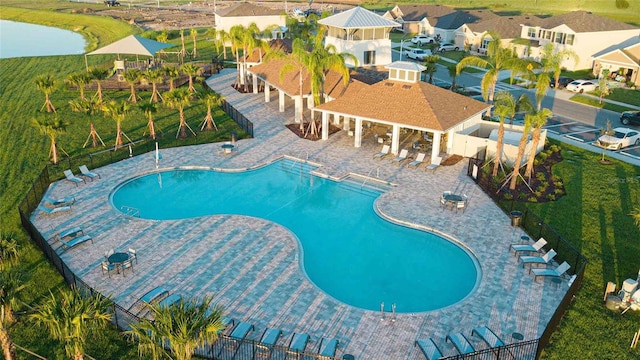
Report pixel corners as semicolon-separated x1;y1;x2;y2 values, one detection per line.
318;6;400;29
539;11;638;32
435;9;497;30
466;15;542;39
396;4;456;22
216;2;282;17
315;80;490;131
385;61;427;72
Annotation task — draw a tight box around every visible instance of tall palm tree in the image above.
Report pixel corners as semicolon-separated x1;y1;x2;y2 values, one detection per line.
180;28;187;60
101;100;131;150
523;107;553;181
181;63;203;92
0;270;26;360
30;289;111;360
492;91;533;176
139;102;158;139
540;42;579;89
164;88;195;138
35;74;57;113
123;68;143;103
127;296;226;360
190;28;198;59
447;64;458;90
230;23;260;90
164;66;181;91
533;71;551;110
509;114;533;190
69;98;105;148
200;90;224;131
89;67;110;104
145;68;165;103
66;72;91;101
456;32;530;116
215;29;230;60
31;115;68;164
423;55;440;84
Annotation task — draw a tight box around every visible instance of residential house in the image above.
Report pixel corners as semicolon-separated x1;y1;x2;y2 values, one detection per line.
456;15;542;56
592;40;640;85
434;9;497;44
383;4;456;36
214;2;286;36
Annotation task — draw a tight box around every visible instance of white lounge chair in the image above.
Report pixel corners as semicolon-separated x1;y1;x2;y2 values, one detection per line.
64;170;85;186
415;338;443;360
510;237;547;257
426;156;442;172
532;261;571;282
79;165;100;180
373;145;390;159
409;153;426;167
521;249;557;269
392;149;409;164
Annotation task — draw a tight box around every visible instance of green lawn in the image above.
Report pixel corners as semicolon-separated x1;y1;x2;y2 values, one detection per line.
569;94;637;113
606;88;640;107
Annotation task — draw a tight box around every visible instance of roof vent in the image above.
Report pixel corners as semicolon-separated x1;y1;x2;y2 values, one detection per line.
402;85;412;89
385;82;394;87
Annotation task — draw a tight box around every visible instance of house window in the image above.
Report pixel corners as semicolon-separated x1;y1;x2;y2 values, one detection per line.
364;51;376;65
555;32;563;43
565;34;575;45
545;31;552;40
527;27;536;38
481;38;490;49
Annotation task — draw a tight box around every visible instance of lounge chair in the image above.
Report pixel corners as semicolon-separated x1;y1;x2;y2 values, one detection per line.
57;226;83;240
256;328;282;358
230;321;254;340
287;332;310;355
373;145;390;159
445;332;475;355
409;153;426;167
471;326;505;348
101;261;116;278
44;195;75;207
391;149;409;164
158;294;181;308
64;170;85;186
510;238;547;257
79;165;101;181
59;234;93;250
532;261;571;282
426;156;443;172
318;338;339;358
140;286;169;304
520;249;557;269
415;338;443;360
39;205;71;215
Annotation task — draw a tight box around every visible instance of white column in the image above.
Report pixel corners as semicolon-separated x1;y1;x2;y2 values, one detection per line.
294;96;303;123
252;74;258;94
354;118;363;148
391;124;400;155
333;114;341;125
264;83;271;102
322;112;329;140
446;129;454;154
278;90;285;112
343;116;350;131
431;132;442;163
307;95;314;108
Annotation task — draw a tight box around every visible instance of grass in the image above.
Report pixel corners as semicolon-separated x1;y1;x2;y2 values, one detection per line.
569;94;637;113
606;88;640;107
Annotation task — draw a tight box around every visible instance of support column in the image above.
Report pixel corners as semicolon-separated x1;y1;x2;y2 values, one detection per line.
294;96;303;123
343;117;350;131
333;114;341;126
354;118;363;148
391;124;400;155
431;132;442;163
446;129;454;154
252;74;258;94
322;112;329;140
264;83;271;102
278;90;285;112
307;95;314;108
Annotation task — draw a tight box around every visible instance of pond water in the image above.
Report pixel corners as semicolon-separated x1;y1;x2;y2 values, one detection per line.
0;20;86;59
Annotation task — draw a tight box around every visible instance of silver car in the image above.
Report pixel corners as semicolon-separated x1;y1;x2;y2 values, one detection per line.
596;127;640;150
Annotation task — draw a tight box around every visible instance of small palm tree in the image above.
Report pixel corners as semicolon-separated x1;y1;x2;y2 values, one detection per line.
101;100;131;150
123;68;143;103
200;90;224;131
31;289;112;360
31;114;69;164
127;296;227;360
447;64;458;90
35;74;57;113
492;91;533;176
139;102;158;139
630;207;640;229
89;67;110;104
0;233;20;271
598;119;616;162
181;63;203;92
1;270;27;360
540;42;579;89
180;28;187;60
164;66;181;91
69;98;105;148
509;114;533;190
145;68;165;103
523;107;553;181
66;72;91;101
164;88;195;138
423;55;440;84
215;29;230;60
190;28;198;59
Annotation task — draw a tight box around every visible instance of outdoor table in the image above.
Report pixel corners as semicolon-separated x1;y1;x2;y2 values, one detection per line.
221;143;235;154
108;252;130;273
443;194;464;211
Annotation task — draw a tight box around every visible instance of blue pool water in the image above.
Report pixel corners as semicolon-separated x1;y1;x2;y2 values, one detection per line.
111;160;479;312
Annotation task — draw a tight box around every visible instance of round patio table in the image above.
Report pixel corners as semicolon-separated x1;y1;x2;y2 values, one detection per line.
108;252;129;273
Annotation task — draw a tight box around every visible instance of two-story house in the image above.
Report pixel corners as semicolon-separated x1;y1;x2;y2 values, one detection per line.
383;4;456;36
214;2;286;36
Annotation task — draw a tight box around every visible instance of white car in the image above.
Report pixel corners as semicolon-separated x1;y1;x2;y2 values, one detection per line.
410;34;435;46
437;42;459;52
566;79;599;93
596;127;640;150
404;48;432;60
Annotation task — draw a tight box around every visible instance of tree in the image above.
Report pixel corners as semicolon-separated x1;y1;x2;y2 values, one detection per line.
215;29;230;60
230;23;260;90
0;270;26;360
190;28;198;59
598;119;616;162
423;55;440;84
164;87;196;138
127;296;226;360
181;63;203;93
509;114;533;190
69;98;105;148
123;68;143;103
31;114;69;164
145;68;165;103
456;32;530;116
35;74;57;113
540;42;579;89
492;91;533;177
66;72;91;101
523;107;553;181
139;102;158;139
447;64;458;90
31;289;111;360
631;207;640;229
597;78;611;104
164;66;181;91
101;100;131;150
200;90;224;131
180;28;187;60
89;67;110;104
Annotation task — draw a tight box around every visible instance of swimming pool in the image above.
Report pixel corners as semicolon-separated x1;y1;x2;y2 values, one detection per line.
111;159;480;312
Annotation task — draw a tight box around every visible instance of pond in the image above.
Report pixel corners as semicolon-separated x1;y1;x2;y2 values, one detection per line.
0;20;86;59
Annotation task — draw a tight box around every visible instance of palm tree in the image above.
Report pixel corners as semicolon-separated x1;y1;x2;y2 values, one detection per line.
66;72;91;101
215;29;230;60
127;296;226;360
164;66;181;91
456;32;530;116
35;74;57;113
89;67;110;104
630;207;640;229
69;98;105;148
0;270;26;360
180;28;187;60
31;289;112;360
509;114;533;190
145;68;165;103
230;23;260;90
200;90;224;131
423;55;440;84
523;107;553;181
540;42;579;89
139;102;158;139
492;91;533;176
533;71;551;110
31;114;68;164
123;68;143;103
164;88;195;138
447;64;458;90
190;28;198;59
181;63;203;92
101;100;131;150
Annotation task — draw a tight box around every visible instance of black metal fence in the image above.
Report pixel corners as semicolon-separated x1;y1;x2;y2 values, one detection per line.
221;99;253;138
440;339;539;360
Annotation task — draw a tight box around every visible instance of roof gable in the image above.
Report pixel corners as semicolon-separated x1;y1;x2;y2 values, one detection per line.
395;4;456;22
466;15;542;39
216;2;282;17
436;9;497;30
318;6;400;29
596;50;638;66
540;11;638;33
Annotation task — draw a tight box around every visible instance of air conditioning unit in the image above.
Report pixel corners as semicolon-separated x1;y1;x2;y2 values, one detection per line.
620;279;638;302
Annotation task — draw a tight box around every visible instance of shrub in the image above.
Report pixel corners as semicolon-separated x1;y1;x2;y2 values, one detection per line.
549;144;561;153
555;188;564;195
554;180;564;188
536;172;547;182
616;0;630;9
529;197;538;202
547;194;556;201
504;193;513;200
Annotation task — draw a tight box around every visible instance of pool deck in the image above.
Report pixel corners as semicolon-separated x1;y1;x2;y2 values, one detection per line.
33;69;568;359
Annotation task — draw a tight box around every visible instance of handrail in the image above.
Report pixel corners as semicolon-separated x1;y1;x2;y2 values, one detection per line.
120;205;140;218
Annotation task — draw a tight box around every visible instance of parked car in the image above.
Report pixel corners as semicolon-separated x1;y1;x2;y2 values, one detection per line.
437;43;459;52
566;79;598;93
410;34;435;46
596;127;640;150
549;76;574;89
620;111;640;126
104;0;120;6
404;48;432;61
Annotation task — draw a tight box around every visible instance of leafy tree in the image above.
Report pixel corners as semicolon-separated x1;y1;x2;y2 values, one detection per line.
101;100;131;149
164;88;195;138
30;289;112;360
89;67;110;104
0;270;26;360
139;102;158;139
181;63;203;93
31;114;69;164
492;91;533;177
145;68;165;103
523;107;553;181
123;68;143;103
35;74;57;113
66;72;91;101
200;90;224;131
127;296;226;360
540;42;579;89
423;55;440;84
164;66;181;91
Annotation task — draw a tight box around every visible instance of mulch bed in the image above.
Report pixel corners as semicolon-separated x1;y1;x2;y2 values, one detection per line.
285;123;341;141
441;154;463;166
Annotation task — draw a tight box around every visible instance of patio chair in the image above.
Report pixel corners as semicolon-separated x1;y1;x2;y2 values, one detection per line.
57;226;83;240
128;248;138;263
230;321;254;340
426;156;443;172
79;165;101;180
373;144;390;159
391;149;409;164
471;326;505;348
287;332;310;356
64;170;85;186
101;261;116;278
445;332;475;355
39;205;71;215
532;261;571;282
409;153;426;167
158;294;181;309
105;248;114;259
256;328;282;358
415;338;443;360
520;249;557;270
44;195;75;207
318;338;339;358
510;238;547;257
59;234;93;250
121;258;134;276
